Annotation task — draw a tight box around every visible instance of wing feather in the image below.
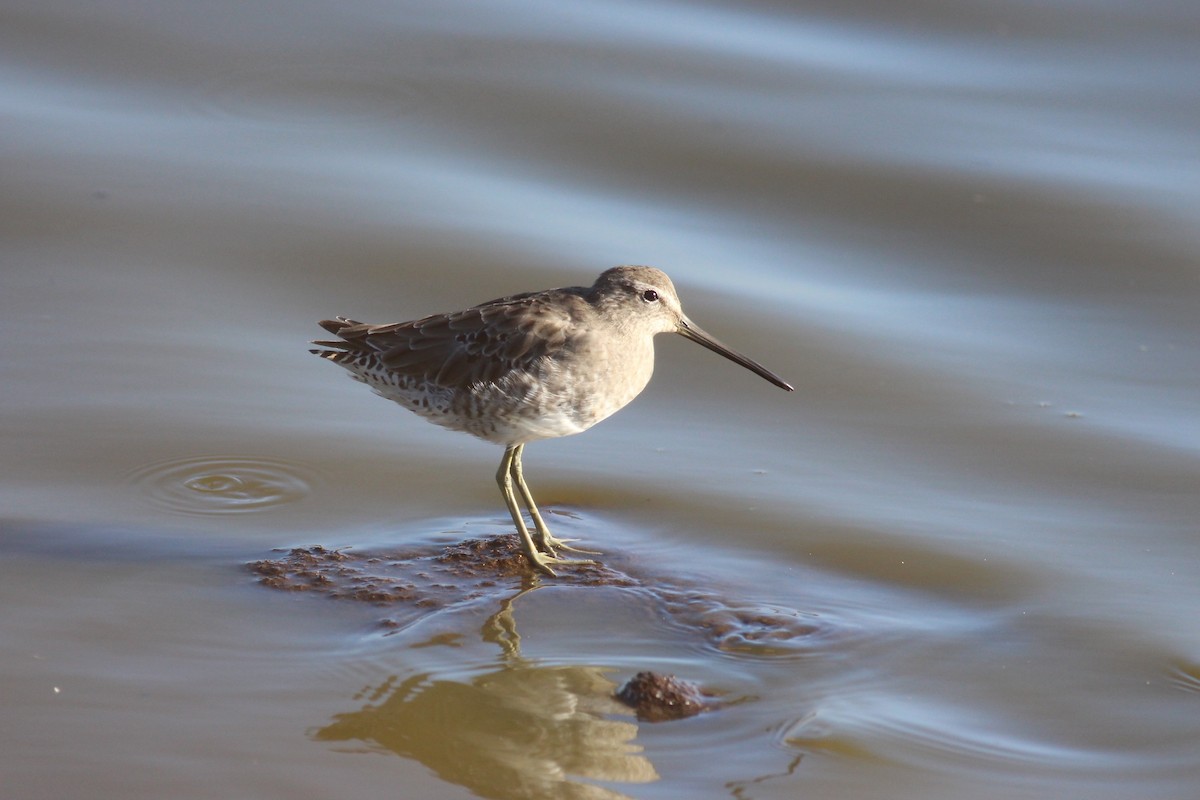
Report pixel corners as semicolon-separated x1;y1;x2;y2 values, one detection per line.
318;288;588;388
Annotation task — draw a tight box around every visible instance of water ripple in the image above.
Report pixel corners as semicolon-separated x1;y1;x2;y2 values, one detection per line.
191;63;423;126
1167;660;1200;695
128;455;315;515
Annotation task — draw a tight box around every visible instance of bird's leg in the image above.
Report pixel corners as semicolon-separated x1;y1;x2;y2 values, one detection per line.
510;444;600;557
497;444;557;577
509;443;556;553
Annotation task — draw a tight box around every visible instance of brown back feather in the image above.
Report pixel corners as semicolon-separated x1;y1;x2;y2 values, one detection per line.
315;290;588;387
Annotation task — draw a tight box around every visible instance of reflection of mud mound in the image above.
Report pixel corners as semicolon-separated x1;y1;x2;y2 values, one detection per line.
616;672;714;722
247;534;823;655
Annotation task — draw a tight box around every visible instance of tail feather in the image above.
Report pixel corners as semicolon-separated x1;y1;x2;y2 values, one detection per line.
310;348;354;363
312;317;378;370
312;317;366;360
317;316;362;336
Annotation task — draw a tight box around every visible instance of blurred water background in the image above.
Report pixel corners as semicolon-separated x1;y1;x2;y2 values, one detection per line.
2;1;1198;798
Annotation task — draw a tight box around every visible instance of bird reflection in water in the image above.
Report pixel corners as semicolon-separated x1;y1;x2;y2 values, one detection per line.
311;587;658;799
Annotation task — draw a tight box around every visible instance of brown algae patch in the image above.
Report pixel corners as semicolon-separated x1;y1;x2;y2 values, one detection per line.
247;534;827;655
248;535;631;608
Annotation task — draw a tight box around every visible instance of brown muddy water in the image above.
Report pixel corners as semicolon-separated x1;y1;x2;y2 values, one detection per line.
3;1;1199;799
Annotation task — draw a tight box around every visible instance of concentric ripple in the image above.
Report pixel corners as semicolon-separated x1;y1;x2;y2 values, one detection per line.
128;456;315;515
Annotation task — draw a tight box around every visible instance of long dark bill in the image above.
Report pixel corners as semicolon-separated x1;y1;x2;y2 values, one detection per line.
677;318;794;392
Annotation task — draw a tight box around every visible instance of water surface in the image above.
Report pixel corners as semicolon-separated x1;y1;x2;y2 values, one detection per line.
3;1;1199;798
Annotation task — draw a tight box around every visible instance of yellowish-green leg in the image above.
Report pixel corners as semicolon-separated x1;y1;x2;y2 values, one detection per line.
510;445;599;557
497;444;556;577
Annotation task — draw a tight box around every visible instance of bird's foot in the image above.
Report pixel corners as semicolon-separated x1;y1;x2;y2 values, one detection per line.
522;549;595;577
528;555;558;578
535;532;602;557
552;540;603;556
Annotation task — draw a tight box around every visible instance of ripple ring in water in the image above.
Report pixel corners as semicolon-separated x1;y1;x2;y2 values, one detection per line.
127;456;315;515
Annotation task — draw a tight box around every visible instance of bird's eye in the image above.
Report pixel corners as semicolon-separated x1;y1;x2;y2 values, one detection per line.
642;289;659;302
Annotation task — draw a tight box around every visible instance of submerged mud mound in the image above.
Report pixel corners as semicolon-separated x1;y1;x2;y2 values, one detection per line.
248;533;823;653
248;534;633;606
249;532;825;723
